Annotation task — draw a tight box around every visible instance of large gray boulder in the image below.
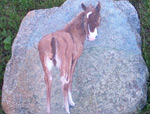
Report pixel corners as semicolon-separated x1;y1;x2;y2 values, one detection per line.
2;0;149;114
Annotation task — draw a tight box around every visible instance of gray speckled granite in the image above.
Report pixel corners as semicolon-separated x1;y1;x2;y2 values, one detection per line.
2;0;149;114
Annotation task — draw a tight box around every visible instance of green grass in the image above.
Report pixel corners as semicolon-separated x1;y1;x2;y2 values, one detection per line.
0;0;149;114
129;0;150;113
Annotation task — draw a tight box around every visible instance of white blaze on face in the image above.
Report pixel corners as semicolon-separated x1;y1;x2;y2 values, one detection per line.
86;11;92;18
88;24;98;41
86;11;98;41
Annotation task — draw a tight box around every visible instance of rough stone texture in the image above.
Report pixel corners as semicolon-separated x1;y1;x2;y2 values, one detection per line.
2;0;149;114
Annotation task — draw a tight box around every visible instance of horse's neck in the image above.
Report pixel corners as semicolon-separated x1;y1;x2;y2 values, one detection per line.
64;12;86;44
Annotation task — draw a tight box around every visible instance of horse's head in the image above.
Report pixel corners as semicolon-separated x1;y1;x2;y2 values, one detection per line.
82;2;101;41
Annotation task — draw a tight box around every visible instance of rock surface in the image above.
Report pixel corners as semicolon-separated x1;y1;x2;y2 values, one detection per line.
2;0;149;114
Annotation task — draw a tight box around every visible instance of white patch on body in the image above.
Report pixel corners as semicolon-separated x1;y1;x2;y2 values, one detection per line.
46;57;53;80
55;54;61;68
46;57;53;71
55;41;61;68
86;11;92;18
88;24;98;41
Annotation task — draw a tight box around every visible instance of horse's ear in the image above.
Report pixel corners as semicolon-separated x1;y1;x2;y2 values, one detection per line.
81;3;86;10
96;1;101;12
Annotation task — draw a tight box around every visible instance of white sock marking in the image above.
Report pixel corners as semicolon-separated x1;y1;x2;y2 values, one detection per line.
68;91;75;106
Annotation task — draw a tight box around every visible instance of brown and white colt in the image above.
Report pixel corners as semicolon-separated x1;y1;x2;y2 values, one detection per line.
38;2;101;114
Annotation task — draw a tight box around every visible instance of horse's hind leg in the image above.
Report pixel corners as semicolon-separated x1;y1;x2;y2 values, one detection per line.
42;56;53;114
68;58;78;107
44;72;52;114
60;62;71;114
60;75;70;114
